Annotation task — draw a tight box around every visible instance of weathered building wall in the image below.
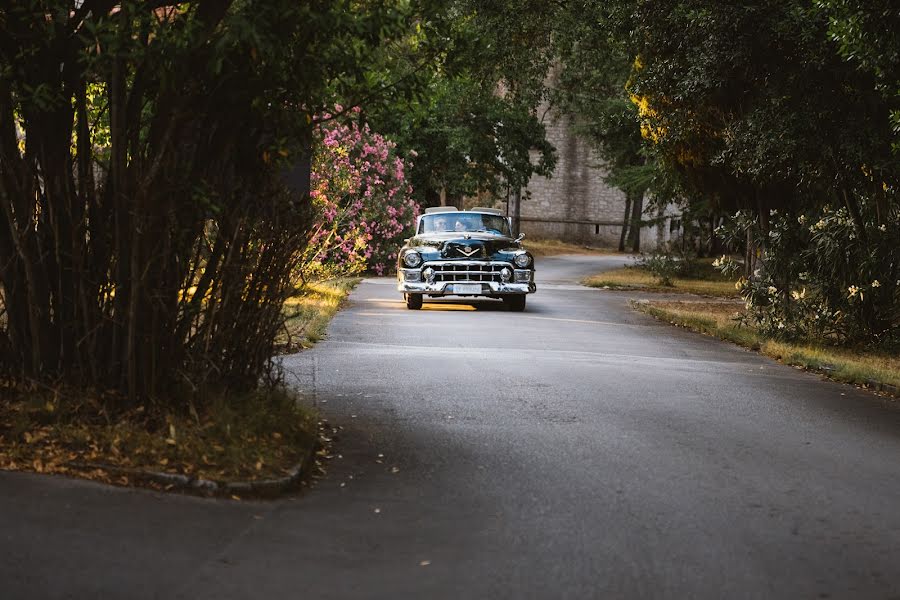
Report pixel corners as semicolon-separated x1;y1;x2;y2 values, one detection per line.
498;104;674;250
520;109;627;246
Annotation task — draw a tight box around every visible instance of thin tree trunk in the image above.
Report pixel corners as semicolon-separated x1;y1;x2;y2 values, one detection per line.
628;192;643;253
618;193;632;252
511;187;521;236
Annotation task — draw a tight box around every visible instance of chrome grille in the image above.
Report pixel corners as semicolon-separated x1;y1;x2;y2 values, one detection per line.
427;261;507;283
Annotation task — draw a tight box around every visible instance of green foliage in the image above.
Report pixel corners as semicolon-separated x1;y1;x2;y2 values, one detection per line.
0;0;439;407
636;246;700;287
368;0;559;205
375;75;555;202
620;1;897;216
817;0;900;148
636;252;680;287
552;0;900;347
718;207;899;347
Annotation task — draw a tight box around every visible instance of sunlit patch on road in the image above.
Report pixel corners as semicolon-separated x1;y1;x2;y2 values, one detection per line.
421;303;476;311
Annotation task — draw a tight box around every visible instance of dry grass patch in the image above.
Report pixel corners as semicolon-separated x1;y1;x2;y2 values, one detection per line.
523;238;618;257
637;300;900;395
584;262;739;297
278;277;360;352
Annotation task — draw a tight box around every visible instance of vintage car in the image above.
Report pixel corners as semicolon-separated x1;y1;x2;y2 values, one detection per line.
396;207;536;311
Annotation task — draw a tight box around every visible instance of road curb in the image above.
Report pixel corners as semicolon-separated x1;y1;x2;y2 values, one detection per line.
65;441;318;499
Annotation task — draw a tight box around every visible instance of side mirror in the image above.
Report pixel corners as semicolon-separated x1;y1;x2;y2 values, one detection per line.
515;233;526;242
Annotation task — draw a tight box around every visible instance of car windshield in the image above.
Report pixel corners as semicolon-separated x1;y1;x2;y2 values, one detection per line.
420;213;511;236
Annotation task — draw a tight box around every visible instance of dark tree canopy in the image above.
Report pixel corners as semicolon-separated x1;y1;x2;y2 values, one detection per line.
0;0;436;405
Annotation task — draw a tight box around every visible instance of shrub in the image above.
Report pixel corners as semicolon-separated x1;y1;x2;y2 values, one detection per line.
716;205;899;347
305;109;419;277
637;244;699;286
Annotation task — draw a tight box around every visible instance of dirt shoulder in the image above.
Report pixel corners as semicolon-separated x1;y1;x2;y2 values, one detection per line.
0;278;358;497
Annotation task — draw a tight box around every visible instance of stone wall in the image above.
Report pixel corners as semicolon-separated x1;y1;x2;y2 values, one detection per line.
519;109;627;246
496;104;674;250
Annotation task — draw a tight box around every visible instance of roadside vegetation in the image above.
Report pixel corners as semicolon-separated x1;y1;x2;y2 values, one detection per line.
553;1;899;366
584;251;898;396
523;238;618;257
584;257;737;297
0;280;356;493
278;279;361;353
635;300;900;397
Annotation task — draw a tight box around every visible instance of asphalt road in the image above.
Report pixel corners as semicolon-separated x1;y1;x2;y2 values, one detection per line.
2;254;900;599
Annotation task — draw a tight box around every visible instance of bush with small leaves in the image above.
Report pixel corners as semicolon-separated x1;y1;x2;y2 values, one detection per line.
716;205;899;347
304;109;419;278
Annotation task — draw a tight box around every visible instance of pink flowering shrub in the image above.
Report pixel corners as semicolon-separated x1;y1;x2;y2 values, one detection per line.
305;109;419;276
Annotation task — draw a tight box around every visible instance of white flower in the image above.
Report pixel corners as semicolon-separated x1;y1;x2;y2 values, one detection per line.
791;288;806;300
848;285;859;298
879;224;887;232
797;215;806;225
872;280;881;288
767;286;778;295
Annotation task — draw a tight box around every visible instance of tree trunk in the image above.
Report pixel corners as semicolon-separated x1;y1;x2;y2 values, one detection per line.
510;187;522;236
618;193;632;252
628;192;643;253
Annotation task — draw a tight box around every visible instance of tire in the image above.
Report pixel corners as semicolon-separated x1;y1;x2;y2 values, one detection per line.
405;293;423;310
503;295;526;312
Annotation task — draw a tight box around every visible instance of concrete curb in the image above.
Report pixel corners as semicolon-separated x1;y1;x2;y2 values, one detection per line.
862;379;898;397
65;441;318;499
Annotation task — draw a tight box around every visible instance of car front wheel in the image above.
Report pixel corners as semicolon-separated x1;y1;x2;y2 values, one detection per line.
503;295;526;312
405;293;423;310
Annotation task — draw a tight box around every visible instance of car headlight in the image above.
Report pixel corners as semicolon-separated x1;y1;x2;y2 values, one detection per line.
514;253;531;268
403;251;422;268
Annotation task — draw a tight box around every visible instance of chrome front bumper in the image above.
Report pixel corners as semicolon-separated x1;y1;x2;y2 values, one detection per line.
398;261;535;296
398;280;536;295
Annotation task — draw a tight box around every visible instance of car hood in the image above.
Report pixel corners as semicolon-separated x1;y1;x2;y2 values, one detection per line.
409;232;521;260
